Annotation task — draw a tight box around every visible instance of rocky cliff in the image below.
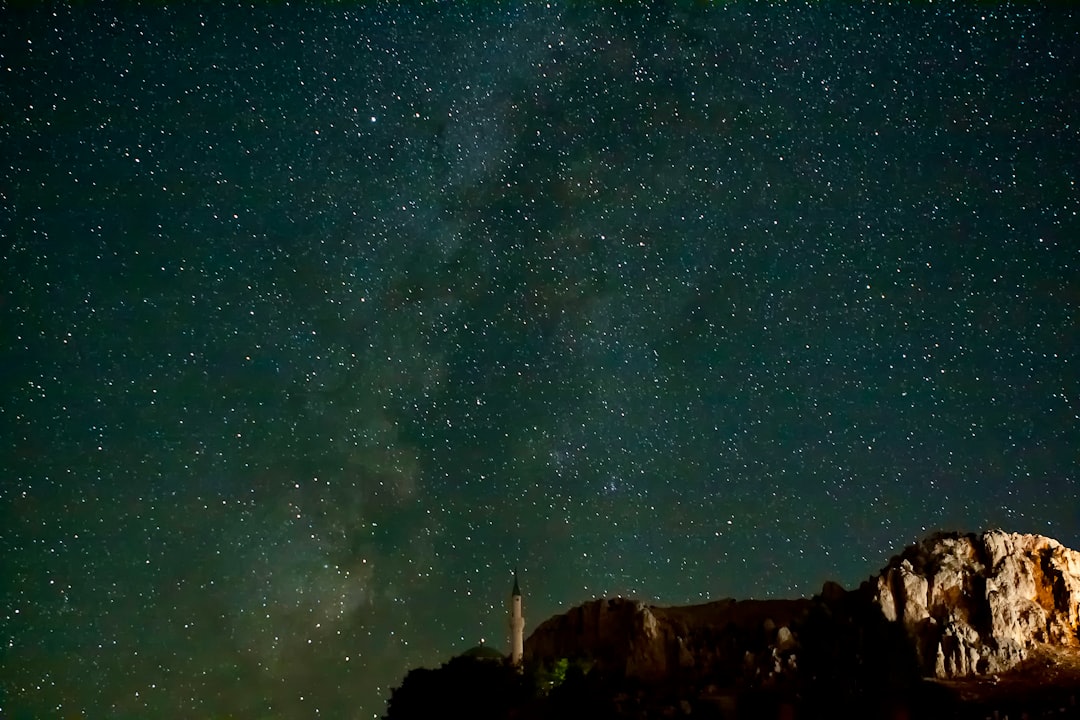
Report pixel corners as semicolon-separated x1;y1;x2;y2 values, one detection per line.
523;580;921;701
386;531;1080;719
524;531;1080;693
869;529;1080;678
523;595;820;683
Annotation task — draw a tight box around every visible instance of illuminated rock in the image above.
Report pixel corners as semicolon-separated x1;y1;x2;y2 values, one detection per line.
870;530;1080;678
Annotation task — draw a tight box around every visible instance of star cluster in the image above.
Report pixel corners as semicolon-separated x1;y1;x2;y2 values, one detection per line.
2;4;1078;719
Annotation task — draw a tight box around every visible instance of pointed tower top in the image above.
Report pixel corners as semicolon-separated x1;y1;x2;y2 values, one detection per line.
512;567;521;597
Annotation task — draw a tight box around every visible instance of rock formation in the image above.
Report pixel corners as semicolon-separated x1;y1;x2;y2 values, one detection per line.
387;531;1080;718
869;529;1080;678
523;595;821;685
523;530;1080;688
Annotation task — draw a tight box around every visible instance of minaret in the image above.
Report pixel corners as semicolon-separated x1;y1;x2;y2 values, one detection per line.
509;568;524;666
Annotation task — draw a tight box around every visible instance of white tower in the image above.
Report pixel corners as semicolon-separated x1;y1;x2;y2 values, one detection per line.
509;568;524;666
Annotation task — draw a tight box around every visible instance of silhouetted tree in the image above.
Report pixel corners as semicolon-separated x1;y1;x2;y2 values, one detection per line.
384;656;529;720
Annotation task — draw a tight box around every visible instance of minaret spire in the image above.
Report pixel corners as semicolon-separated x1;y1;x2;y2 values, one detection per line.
509;568;524;666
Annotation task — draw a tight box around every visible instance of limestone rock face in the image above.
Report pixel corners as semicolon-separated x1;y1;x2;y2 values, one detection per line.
523;596;815;684
869;530;1080;678
522;597;671;680
520;530;1080;696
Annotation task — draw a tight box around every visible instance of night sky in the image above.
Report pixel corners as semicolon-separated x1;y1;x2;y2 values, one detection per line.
2;3;1079;718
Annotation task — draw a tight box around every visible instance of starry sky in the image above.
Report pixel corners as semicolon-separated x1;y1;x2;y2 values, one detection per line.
2;3;1078;719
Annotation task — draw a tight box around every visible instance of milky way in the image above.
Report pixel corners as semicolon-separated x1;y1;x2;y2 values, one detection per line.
2;4;1078;718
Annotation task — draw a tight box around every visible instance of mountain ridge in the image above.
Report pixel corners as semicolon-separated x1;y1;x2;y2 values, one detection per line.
385;530;1080;719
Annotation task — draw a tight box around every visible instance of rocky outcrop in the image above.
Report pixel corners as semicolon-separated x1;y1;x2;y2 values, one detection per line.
522;591;914;696
523;594;829;685
522;597;670;679
388;530;1080;719
523;530;1080;690
869;530;1080;678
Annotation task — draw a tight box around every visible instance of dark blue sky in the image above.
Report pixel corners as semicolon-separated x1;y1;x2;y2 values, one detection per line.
2;4;1078;719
